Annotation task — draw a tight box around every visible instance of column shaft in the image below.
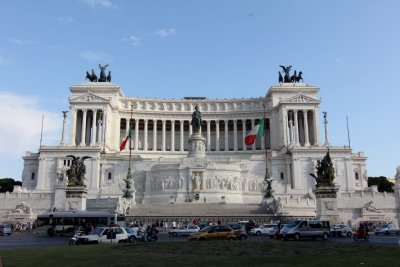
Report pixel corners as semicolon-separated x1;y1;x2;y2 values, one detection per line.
80;109;87;146
294;110;300;146
171;120;175;151
206;120;211;151
153;119;157;151
144;119;148;151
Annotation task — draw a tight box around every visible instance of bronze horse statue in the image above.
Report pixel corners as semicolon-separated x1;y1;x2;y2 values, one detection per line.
295;71;303;83
98;64;109;82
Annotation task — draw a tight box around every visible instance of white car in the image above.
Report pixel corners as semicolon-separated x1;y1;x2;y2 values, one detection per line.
75;227;129;244
250;224;277;236
0;224;12;236
169;224;200;237
330;224;352;237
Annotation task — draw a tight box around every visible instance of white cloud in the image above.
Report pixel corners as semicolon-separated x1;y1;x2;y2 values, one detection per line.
0;92;61;159
122;35;140;46
0;56;9;66
80;51;111;62
154;28;176;38
4;37;35;45
80;0;117;9
57;16;75;23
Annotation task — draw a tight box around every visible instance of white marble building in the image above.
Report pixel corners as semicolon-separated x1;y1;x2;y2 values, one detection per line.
1;79;399;225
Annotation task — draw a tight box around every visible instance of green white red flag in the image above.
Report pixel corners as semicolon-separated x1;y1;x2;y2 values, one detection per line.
245;118;264;145
119;126;132;151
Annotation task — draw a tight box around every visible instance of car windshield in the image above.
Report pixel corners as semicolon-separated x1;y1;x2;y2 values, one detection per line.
285;221;301;228
200;226;211;232
124;228;135;234
94;227;105;235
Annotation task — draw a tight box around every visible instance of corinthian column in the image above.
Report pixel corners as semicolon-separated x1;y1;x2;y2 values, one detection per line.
294;110;300;146
171;120;175;152
206;120;211;151
80;109;87;146
303;110;310;146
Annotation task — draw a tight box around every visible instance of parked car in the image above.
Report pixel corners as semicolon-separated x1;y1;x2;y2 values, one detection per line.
124;227;139;243
250;224;277;236
188;225;240;241
0;224;12;236
74;226;129;245
330;224;352;237
374;223;399;236
169;224;200;237
280;220;330;241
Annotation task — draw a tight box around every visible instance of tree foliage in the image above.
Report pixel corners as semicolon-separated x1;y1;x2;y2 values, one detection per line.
0;178;22;193
367;176;394;192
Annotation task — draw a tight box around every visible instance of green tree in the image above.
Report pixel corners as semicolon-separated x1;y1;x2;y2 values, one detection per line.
0;178;22;193
367;176;394;192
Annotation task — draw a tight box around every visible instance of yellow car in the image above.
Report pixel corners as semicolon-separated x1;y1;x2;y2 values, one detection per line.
188;225;238;241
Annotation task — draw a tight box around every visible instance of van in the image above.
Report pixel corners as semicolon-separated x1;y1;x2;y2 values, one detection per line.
280;220;330;241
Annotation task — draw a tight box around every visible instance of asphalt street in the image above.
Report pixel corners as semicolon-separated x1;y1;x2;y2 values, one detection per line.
0;232;399;250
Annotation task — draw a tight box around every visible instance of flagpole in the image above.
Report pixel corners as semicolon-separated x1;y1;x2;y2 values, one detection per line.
346;115;351;148
263;104;270;180
39;115;44;151
124;105;134;198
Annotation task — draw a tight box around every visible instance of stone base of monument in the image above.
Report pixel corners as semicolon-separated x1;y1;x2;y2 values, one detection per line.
314;186;340;223
65;186;88;211
188;133;206;157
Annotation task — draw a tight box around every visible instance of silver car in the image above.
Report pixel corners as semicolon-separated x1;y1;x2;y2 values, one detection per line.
374;223;399;236
169;224;200;237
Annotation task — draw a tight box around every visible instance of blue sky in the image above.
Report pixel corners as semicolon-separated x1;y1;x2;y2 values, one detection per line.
0;0;399;180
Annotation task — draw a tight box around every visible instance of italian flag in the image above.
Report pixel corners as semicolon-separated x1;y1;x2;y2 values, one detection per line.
245;118;265;145
119;125;132;151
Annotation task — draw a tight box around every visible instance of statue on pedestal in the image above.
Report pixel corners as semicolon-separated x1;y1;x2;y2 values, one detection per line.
65;155;92;187
191;106;202;133
309;151;335;187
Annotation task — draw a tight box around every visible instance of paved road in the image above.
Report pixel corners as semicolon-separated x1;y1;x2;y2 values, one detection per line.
0;232;399;250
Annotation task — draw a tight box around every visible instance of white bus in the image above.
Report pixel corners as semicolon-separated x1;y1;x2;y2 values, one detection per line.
35;210;126;237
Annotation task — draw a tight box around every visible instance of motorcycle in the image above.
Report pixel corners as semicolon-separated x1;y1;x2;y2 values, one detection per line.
353;227;369;241
138;229;158;242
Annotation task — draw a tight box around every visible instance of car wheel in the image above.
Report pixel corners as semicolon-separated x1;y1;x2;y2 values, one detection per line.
129;236;137;243
322;233;328;241
69;239;76;245
47;228;55;237
294;233;300;241
199;237;206;241
385;231;389;236
0;232;3;236
256;231;261;236
241;234;247;240
347;232;352;237
173;232;178;237
228;237;235;241
396;231;399;236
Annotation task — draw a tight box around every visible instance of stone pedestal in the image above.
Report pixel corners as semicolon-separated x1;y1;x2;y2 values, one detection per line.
188;133;206;157
314;186;339;223
54;184;66;211
65;186;88;211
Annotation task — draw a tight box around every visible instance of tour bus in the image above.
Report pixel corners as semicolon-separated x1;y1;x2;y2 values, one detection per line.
35;210;126;237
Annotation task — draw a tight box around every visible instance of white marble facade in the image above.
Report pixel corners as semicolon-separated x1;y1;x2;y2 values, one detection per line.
12;81;384;221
